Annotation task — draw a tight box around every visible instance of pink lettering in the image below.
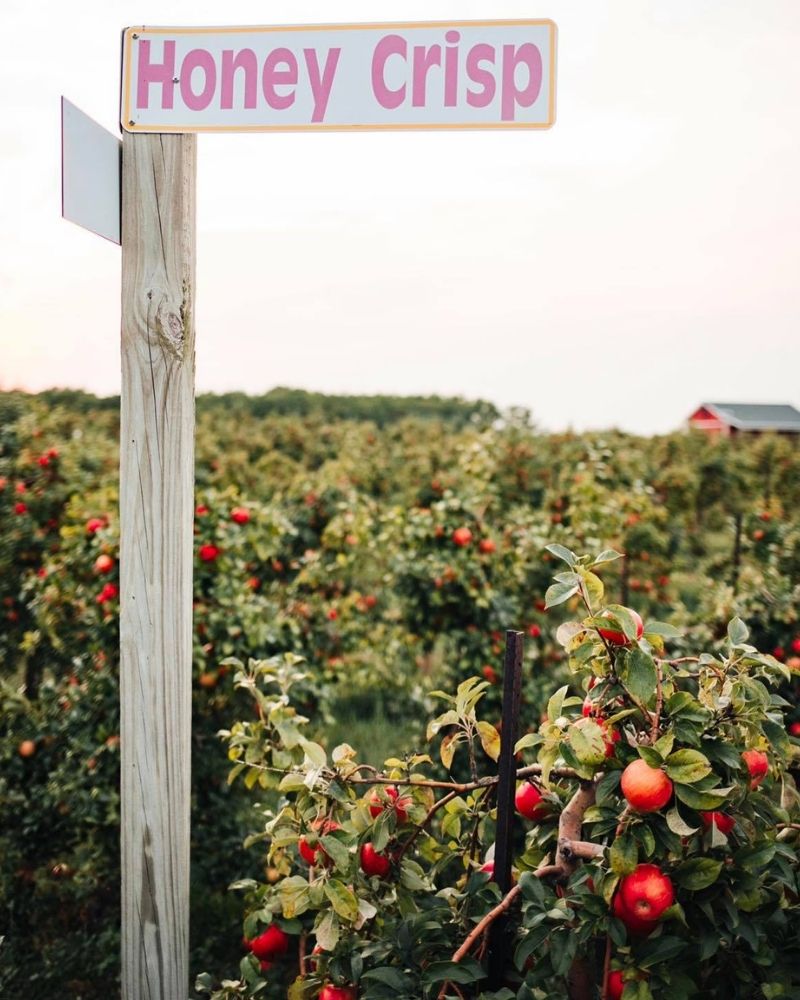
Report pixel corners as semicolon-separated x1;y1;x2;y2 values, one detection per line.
444;30;460;108
466;44;496;108
304;48;341;123
220;49;258;110
501;43;542;121
262;48;297;109
180;49;217;111
136;40;176;110
412;44;441;108
372;34;406;110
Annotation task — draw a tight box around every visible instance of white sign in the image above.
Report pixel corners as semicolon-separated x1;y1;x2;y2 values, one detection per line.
121;20;557;133
61;98;121;244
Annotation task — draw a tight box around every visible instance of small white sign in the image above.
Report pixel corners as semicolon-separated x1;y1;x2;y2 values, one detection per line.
61;97;121;244
121;20;557;133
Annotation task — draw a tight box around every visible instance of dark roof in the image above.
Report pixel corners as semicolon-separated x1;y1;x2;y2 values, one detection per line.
701;403;800;431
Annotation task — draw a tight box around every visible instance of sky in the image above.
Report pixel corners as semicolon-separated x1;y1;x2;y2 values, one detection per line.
1;0;798;434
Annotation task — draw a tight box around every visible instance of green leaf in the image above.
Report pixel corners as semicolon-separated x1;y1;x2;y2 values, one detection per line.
727;617;749;646
665;749;712;784
610;834;638;875
735;843;777;869
515;732;540;753
545;543;578;567
593;549;623;567
674;783;731;810
637;935;689;968
581;570;605;605
676;858;723;891
319;835;351;873
643;621;683;639
278;771;307;792
361;967;414;990
399;859;429;891
279;876;312;918
637;745;663;768
619;646;657;704
569;718;608;767
422;958;484;987
324;879;359;922
666;805;700;837
314;909;340;951
556;621;584;648
545;579;580;609
653;731;675;758
427;709;460;740
300;740;327;768
476;720;501;761
547;685;570;723
606;605;641;642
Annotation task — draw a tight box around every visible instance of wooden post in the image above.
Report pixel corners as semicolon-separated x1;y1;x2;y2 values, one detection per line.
120;131;196;999
488;630;524;989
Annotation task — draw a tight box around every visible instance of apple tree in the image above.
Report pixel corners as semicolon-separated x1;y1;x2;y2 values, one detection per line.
196;546;800;999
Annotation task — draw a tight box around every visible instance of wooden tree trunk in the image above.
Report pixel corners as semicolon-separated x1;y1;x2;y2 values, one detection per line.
120;131;196;1000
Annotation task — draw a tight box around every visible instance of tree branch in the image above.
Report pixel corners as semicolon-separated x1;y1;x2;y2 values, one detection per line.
395;789;460;862
557;838;605;862
450;864;563;963
556;781;598;876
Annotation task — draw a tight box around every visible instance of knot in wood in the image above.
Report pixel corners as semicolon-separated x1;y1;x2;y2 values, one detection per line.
154;296;186;360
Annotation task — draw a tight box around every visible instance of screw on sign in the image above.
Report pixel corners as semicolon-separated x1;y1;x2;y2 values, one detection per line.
61;19;557;999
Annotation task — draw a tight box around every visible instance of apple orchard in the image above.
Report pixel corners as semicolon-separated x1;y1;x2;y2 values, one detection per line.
1;390;799;999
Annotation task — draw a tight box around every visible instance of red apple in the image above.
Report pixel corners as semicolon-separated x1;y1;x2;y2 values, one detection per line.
515;781;546;820
299;820;341;865
742;749;769;789
96;583;119;604
700;811;735;835
18;740;36;758
582;695;601;717
597;609;643;646
198;543;220;563
620;759;673;813
249;924;289;960
14;502;27;515
368;785;410;824
360;843;391;878
608;970;624;1000
452;526;473;547
482;665;498;684
478;538;496;554
619;864;674;923
603;724;621;758
789;722;800;737
319;986;357;1000
94;554;115;574
231;506;250;524
611;891;655;937
86;517;105;534
792;638;800;655
528;624;541;638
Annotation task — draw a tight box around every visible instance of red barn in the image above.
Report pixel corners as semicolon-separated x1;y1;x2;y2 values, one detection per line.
688;402;800;437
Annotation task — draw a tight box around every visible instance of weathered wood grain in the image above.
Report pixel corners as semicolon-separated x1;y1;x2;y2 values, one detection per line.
120;131;196;1000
